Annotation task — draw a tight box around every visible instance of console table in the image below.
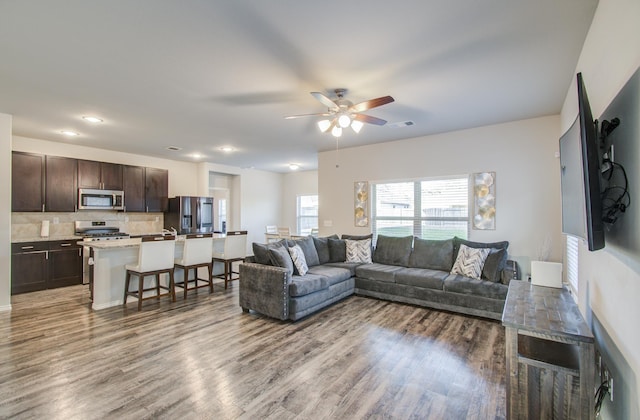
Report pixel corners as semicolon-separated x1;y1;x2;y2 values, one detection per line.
502;280;594;420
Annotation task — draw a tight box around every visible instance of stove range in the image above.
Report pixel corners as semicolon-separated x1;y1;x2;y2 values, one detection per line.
75;220;130;241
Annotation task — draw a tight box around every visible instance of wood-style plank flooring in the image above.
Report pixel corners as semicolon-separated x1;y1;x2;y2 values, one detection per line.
0;282;506;419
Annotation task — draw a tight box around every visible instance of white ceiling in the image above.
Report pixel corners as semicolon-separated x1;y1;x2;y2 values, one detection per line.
0;1;598;173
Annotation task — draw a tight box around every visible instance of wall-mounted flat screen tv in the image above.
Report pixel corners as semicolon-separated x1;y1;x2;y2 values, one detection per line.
559;73;605;251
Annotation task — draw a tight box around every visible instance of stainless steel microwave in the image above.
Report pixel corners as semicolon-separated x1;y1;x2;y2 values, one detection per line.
78;188;125;210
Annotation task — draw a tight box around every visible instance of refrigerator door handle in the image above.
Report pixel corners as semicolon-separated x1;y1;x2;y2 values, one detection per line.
196;197;202;231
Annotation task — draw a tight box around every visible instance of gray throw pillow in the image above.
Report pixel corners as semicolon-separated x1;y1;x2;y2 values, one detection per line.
482;248;508;282
373;235;413;266
341;233;373;240
313;234;339;264
328;238;346;263
252;239;286;265
268;246;294;274
409;238;454;271
288;236;320;267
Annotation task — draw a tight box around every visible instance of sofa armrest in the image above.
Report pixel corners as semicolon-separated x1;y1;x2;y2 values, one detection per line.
501;259;520;285
239;262;291;320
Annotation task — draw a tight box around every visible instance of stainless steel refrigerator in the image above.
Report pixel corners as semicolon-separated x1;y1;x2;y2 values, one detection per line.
164;196;214;234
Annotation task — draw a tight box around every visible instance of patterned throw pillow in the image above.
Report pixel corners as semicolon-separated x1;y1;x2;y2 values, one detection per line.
288;244;309;276
451;244;490;279
345;239;372;263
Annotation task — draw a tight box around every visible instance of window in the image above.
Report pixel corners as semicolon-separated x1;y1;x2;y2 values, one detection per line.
372;176;469;241
566;235;579;293
297;195;318;236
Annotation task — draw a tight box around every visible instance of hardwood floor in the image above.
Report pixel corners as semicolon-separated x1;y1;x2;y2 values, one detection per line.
0;283;506;419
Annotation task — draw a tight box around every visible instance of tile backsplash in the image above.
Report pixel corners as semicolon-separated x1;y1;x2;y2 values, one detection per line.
11;211;164;241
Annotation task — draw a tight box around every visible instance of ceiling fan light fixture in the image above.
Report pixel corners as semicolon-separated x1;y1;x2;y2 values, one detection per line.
338;114;351;128
351;120;364;133
317;119;332;133
331;125;342;138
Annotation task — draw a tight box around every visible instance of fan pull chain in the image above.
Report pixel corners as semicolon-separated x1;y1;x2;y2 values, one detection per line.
335;138;340;168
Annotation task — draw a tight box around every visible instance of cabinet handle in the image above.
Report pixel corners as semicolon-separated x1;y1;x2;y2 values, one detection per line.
45;251;49;260
60;243;72;247
21;246;34;250
42;204;45;212
78;248;82;257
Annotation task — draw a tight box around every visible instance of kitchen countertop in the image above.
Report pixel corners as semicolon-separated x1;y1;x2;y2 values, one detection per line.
80;233;227;249
12;235;83;243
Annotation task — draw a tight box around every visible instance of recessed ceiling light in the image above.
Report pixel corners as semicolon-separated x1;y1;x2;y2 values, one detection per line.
220;146;235;153
61;130;79;136
289;163;300;171
82;116;103;123
191;153;203;159
166;146;182;151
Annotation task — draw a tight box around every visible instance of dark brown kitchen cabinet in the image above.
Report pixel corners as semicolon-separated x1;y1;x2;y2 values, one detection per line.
122;165;145;212
45;156;77;212
11;242;49;294
11;240;82;295
12;151;45;212
144;167;168;212
48;240;83;289
78;159;123;190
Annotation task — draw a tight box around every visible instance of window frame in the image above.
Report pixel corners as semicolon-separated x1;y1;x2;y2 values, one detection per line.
371;175;470;242
296;194;318;236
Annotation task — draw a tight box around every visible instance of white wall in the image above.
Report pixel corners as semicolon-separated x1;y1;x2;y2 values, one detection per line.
281;170;318;234
13;136;199;197
319;115;562;270
560;0;640;418
0;114;12;311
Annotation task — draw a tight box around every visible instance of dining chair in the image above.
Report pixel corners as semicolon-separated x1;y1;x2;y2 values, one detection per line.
277;226;291;239
124;235;176;311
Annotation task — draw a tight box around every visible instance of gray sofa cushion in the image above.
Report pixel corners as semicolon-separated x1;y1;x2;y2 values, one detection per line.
328;238;346;263
373;235;413;266
409;238;454;271
355;263;403;283
287;236;320;267
289;273;329;297
268;246;294;274
307;265;352;286
395;267;448;290
312;235;339;264
253;239;287;265
324;262;362;277
443;273;508;300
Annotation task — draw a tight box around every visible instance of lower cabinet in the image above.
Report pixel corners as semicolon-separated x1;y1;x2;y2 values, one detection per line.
11;240;83;295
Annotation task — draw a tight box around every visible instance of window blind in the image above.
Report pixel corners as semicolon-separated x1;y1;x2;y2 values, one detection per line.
566;235;579;293
372;176;469;242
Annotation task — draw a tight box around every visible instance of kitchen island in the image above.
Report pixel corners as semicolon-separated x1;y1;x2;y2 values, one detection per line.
82;234;226;310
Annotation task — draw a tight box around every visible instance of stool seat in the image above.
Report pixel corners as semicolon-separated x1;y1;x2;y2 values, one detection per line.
124;235;176;311
212;230;247;289
174;233;214;298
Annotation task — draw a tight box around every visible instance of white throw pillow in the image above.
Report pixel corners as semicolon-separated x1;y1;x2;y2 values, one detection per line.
345;238;372;263
451;244;490;279
288;244;309;276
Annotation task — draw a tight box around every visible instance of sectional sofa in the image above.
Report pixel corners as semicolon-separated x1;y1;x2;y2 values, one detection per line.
239;234;516;321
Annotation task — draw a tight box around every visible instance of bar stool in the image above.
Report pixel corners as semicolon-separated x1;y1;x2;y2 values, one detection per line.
174;233;214;299
124;235;176;311
212;230;247;289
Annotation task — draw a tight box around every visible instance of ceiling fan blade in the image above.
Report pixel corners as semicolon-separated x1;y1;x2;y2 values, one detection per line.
350;95;395;113
311;92;339;111
284;112;332;119
354;114;388;126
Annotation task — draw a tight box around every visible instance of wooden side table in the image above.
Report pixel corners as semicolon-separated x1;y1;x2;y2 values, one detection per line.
502;280;594;420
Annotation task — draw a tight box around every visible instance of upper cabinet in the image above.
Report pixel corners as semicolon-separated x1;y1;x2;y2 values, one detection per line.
78;160;123;190
12;152;45;212
122;165;145;212
11;152;167;213
144;168;169;212
45;156;78;212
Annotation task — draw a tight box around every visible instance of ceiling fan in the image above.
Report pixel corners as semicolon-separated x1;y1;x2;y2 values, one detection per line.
285;89;394;137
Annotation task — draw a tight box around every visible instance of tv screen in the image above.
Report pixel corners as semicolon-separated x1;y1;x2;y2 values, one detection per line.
559;73;605;251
